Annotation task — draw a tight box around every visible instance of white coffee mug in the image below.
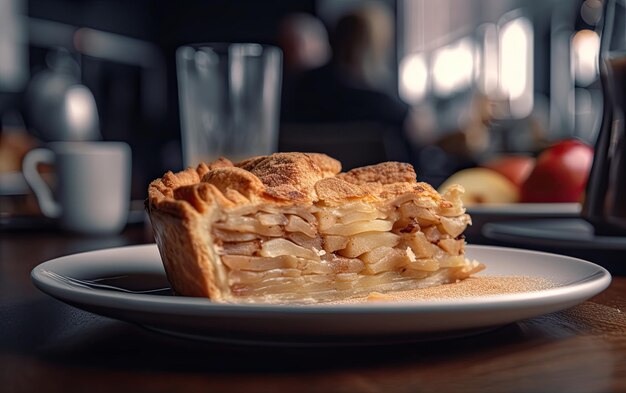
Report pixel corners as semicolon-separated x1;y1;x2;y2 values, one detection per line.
22;141;132;234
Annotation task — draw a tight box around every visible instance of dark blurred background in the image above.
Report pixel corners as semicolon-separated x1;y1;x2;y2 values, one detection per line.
0;0;603;199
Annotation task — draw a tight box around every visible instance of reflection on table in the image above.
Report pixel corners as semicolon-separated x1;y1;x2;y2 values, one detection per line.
1;225;625;393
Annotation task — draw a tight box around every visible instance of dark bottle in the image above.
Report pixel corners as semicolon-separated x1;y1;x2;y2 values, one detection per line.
583;0;626;235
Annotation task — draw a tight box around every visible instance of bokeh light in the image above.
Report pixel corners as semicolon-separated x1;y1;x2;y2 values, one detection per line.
572;29;600;86
432;38;474;97
399;53;428;103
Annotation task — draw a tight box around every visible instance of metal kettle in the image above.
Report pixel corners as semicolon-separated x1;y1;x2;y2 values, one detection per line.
24;48;101;142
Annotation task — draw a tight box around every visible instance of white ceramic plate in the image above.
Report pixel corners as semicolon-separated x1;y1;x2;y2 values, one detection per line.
31;244;610;345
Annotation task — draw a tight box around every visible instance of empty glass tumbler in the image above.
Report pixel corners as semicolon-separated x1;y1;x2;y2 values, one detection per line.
176;43;282;167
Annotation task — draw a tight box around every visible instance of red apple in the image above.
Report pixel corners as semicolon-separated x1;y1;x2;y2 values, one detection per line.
520;139;594;203
483;155;535;188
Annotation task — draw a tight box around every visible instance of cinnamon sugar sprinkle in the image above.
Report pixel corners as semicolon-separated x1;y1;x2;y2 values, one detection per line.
330;276;555;304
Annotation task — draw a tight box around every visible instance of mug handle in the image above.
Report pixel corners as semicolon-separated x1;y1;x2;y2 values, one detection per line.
22;148;62;218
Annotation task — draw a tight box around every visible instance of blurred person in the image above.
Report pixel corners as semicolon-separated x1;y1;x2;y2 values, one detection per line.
330;2;395;92
282;3;412;163
278;13;331;75
278;13;331;121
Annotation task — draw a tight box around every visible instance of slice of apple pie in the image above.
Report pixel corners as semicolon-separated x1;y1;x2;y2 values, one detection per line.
147;153;484;303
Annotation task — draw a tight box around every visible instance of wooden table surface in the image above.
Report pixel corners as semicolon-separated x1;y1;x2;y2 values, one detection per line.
1;225;625;393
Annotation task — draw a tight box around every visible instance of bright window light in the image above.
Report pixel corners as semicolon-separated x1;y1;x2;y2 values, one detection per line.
499;16;533;118
432;38;475;97
572;29;600;86
478;24;499;96
399;53;428;103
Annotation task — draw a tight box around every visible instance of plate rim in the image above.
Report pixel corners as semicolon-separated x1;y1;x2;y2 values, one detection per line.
467;202;581;215
31;243;612;315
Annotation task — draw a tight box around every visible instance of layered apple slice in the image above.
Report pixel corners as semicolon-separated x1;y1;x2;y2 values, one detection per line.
148;153;485;304
211;197;482;303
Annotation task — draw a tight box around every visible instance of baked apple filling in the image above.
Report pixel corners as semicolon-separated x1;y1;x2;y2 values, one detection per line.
210;198;481;303
147;152;485;304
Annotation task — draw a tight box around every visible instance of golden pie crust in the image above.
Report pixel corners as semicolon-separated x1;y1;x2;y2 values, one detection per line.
147;152;484;303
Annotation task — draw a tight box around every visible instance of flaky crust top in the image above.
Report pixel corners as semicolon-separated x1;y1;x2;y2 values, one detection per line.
148;152;456;217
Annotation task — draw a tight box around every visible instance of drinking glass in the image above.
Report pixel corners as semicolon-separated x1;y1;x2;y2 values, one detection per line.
176;43;282;167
